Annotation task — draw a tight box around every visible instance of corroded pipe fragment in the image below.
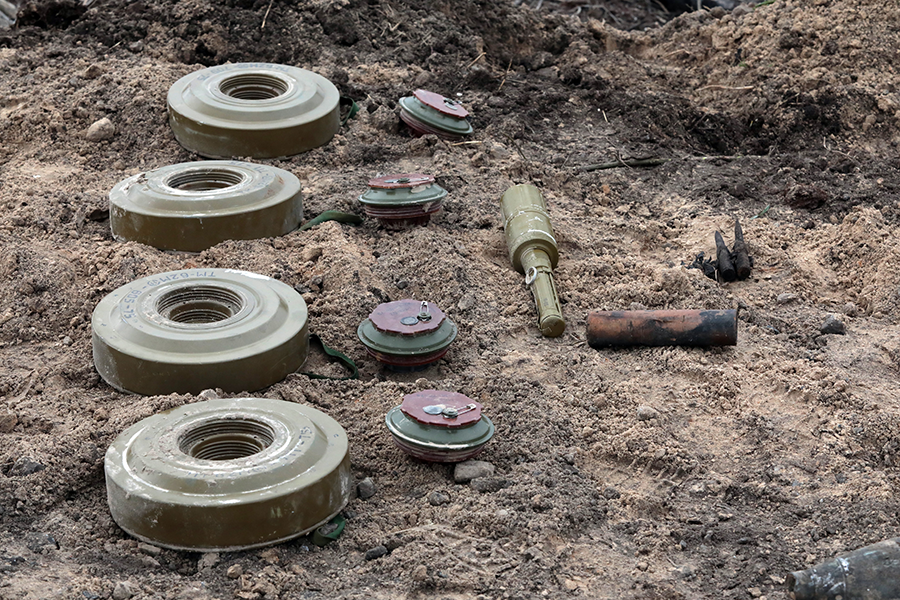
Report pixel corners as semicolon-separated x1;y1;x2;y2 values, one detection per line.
587;309;737;348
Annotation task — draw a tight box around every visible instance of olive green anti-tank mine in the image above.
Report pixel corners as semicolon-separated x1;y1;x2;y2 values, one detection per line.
168;63;340;159
91;269;308;395
110;161;303;252
105;398;351;552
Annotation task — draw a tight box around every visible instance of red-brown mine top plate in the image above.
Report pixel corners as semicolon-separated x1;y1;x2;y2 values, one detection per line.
401;390;482;428
367;173;435;189
369;299;445;336
413;89;470;118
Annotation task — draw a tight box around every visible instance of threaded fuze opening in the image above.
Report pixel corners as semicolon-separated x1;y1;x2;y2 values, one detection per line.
165;168;246;191
219;73;290;100
179;418;276;460
156;285;244;324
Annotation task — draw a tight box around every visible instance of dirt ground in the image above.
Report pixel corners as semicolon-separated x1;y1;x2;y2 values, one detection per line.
1;0;900;598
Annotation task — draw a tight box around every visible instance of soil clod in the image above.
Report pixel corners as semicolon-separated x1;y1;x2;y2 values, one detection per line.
454;460;494;483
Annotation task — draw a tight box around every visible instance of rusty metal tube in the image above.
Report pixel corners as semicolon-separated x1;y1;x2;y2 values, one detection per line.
586;310;737;348
787;537;900;600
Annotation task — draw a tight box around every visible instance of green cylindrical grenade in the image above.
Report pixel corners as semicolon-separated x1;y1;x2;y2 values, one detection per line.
499;184;566;337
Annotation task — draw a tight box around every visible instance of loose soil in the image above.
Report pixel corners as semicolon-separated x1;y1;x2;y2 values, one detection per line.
1;0;899;598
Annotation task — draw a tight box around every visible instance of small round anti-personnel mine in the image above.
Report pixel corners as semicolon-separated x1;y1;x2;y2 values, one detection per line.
398;89;473;141
105;398;351;552
385;390;494;462
110;161;303;252
168;63;340;159
92;269;308;395
357;299;457;371
357;173;447;227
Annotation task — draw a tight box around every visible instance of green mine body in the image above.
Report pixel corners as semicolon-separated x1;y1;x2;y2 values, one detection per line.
109;161;303;252
167;63;340;159
384;390;494;462
91;269;309;395
500;184;566;338
357;299;457;370
398;90;473;140
358;173;447;226
105;398;351;552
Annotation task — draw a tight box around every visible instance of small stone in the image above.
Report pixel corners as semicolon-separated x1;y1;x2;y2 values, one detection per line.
674;564;696;579
138;543;162;557
636;405;659;421
127;41;144;53
602;487;621;500
842;302;858;317
82;64;104;79
471;478;507;493
300;247;323;262
489;142;511;160
411;564;428;581
62;336;73;346
636;561;649;571
776;293;798;304
197;552;219;570
365;545;388;560
563;579;578;591
24;533;58;553
112;581;136;600
10;457;45;476
428;491;450;506
454;460;494;483
0;411;17;433
140;556;160;568
198;389;218;401
820;314;846;335
396;279;409;290
85;117;115;142
175;586;209;600
357;477;376;500
457;293;475;312
258;549;278;564
748;587;762;598
226;564;242;579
